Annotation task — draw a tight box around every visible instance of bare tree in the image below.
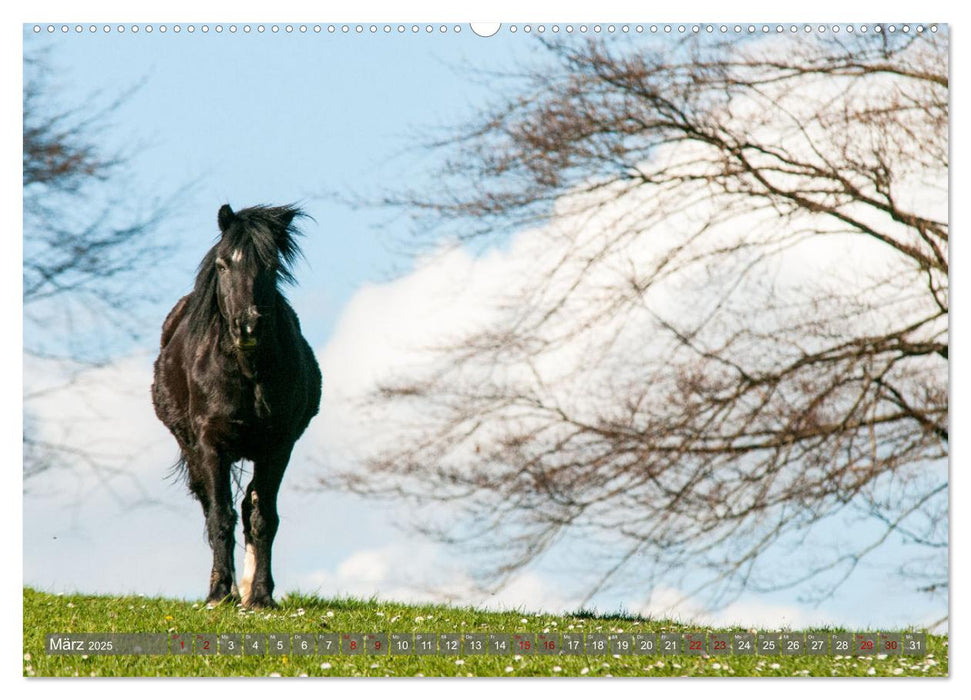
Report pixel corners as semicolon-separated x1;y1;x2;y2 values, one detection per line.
23;49;176;483
322;30;948;609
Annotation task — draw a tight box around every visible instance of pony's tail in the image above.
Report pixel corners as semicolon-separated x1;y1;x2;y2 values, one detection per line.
165;453;189;487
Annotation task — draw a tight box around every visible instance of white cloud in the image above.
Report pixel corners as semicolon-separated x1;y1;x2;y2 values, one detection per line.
312;137;945;472
635;585;835;630
24;351;210;596
296;543;581;614
24;351;178;502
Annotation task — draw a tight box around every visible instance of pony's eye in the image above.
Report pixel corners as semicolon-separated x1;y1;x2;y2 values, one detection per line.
215;259;228;273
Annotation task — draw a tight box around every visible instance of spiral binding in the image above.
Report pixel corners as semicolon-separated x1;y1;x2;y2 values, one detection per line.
31;23;941;36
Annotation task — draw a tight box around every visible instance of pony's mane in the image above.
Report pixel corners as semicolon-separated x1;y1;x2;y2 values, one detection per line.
185;204;306;340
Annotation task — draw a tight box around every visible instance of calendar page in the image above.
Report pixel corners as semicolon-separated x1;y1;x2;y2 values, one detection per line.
20;3;949;682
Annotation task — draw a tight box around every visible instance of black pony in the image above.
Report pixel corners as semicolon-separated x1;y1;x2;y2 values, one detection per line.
152;204;321;608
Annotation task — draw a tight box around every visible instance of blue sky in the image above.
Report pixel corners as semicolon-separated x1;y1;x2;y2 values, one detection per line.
21;24;948;631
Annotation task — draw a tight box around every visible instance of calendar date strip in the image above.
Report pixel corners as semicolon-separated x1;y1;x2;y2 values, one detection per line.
46;631;929;656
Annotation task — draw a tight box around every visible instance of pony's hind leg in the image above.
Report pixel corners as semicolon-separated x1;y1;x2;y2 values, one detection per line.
188;446;240;605
240;446;291;608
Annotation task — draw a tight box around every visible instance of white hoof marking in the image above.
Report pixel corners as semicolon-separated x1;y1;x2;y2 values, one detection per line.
239;543;256;604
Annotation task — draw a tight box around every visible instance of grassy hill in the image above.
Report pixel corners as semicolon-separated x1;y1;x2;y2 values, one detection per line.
22;587;947;677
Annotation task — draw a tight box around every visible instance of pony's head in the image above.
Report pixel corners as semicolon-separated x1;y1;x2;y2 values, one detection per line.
190;203;305;351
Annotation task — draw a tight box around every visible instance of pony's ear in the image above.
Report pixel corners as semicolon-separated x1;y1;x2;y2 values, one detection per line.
218;204;235;233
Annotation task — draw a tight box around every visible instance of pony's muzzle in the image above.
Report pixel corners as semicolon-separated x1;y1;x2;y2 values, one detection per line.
232;307;261;349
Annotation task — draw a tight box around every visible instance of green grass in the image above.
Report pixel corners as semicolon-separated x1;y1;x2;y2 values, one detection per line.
23;587;947;677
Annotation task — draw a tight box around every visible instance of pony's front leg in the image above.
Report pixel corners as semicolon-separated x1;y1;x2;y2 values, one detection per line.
239;446;291;608
196;443;239;605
